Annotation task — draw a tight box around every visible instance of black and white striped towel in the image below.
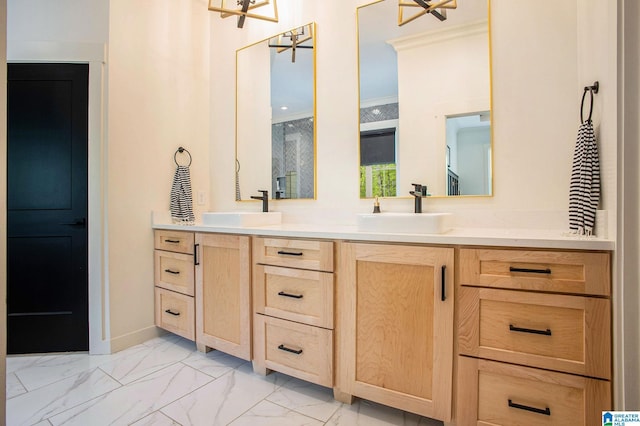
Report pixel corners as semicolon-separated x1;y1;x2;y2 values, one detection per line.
170;165;195;225
569;121;600;235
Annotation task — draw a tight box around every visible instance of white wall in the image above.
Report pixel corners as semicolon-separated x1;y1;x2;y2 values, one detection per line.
457;127;491;195
107;0;211;350
8;0;107;43
237;42;272;198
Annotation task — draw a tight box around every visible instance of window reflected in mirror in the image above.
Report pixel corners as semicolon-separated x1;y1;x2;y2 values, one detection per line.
360;127;397;198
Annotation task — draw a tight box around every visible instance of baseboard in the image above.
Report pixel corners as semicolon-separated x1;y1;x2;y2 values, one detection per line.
109;325;165;353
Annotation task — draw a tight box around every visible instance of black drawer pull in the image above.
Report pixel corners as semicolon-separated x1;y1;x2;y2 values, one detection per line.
278;344;303;355
277;250;303;257
165;309;180;316
510;324;552;336
509;266;552;274
164;269;180;275
508;399;551;416
194;243;200;266
278;291;303;299
164;239;181;244
441;265;446;301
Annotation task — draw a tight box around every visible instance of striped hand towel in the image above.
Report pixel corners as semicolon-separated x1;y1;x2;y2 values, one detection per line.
569;122;600;235
170;165;195;225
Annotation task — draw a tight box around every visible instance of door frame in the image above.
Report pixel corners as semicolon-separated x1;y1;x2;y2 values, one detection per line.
8;41;110;354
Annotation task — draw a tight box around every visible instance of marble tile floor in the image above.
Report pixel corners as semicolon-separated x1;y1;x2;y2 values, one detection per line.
6;334;444;426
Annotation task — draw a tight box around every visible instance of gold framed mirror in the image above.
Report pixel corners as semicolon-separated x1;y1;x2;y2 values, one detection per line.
357;0;492;198
236;22;316;201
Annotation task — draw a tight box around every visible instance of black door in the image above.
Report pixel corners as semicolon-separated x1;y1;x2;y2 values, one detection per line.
7;63;89;354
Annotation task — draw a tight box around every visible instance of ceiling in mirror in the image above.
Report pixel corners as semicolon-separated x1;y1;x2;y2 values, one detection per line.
236;23;316;202
358;0;492;198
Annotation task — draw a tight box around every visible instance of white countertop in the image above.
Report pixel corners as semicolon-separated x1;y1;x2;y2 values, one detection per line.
152;221;614;251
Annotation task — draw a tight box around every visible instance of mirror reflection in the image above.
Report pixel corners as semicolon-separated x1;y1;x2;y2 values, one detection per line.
236;23;316;201
358;0;491;198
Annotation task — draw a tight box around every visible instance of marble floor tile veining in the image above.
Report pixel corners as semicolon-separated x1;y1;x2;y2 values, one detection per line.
5;334;445;426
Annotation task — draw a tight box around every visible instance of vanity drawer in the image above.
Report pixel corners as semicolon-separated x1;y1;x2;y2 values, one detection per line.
458;286;611;379
457;356;610;426
460;248;610;296
254;264;333;329
254;314;333;387
154;250;194;296
155;288;195;340
154;230;195;254
253;237;334;272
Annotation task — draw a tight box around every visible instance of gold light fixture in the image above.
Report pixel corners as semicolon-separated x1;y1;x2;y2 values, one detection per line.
398;0;457;26
268;24;313;63
208;0;278;28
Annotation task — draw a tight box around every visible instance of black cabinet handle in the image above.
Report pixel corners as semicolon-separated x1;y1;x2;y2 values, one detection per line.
441;265;446;301
509;266;551;274
194;244;200;266
60;218;86;227
277;251;303;257
164;269;180;275
508;399;551;416
278;344;303;355
509;324;552;336
278;291;304;299
165;239;181;244
165;309;180;316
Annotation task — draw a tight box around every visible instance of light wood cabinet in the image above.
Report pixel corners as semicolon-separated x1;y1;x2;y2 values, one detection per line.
195;233;251;361
254;314;333;387
457;247;612;425
155;229;194;254
252;237;335;387
460;248;610;296
153;230;195;341
253;237;334;272
155;287;195;339
457;357;610;426
459;286;611;379
335;242;455;422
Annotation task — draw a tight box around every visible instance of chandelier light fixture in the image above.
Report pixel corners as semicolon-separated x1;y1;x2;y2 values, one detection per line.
398;0;457;26
268;24;313;63
208;0;278;28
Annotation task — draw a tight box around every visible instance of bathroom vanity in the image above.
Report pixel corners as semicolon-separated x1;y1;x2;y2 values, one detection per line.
152;222;612;425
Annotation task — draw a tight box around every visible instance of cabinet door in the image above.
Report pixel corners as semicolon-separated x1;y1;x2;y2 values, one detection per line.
336;243;454;421
195;233;251;360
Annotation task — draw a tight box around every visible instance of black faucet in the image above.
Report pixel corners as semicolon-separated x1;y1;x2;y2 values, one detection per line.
250;190;269;212
409;183;423;213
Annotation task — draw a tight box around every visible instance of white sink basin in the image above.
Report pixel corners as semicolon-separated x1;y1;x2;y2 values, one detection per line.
357;212;452;234
202;211;282;227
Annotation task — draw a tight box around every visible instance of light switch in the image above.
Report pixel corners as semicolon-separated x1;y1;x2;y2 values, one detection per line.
197;190;205;206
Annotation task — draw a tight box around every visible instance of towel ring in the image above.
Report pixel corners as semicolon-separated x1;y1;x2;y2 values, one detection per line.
580;81;599;124
174;147;192;167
